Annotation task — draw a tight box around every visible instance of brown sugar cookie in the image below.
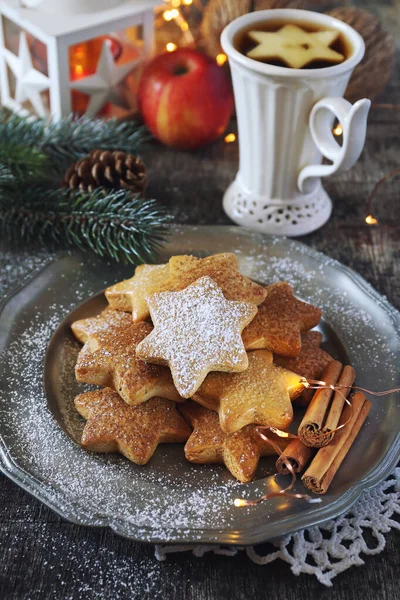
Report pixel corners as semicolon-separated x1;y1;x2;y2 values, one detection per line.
75;322;183;405
71;307;132;344
180;401;288;483
274;330;334;406
192;349;304;433
168;253;266;305
105;263;170;322
75;388;191;465
242;282;322;357
136;276;257;398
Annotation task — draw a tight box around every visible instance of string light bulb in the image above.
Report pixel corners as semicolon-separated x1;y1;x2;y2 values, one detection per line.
166;42;177;52
333;124;343;136
182;0;193;4
216;53;227;66
366;214;378;225
224;133;236;143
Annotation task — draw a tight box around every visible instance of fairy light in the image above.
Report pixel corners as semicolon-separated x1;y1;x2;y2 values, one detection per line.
171;0;181;5
216;53;227;66
166;42;177;52
366;214;378;225
233;378;400;509
182;0;193;4
333;124;343;136
224;133;236;143
234;499;248;507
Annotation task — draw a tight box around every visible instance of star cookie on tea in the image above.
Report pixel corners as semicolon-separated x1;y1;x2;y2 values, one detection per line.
136;276;257;398
71;307;132;344
168;253;266;305
180;401;288;483
75;388;191;465
274;330;334;406
192;350;304;433
105;263;170;322
242;282;322;357
75;321;183;405
247;24;344;69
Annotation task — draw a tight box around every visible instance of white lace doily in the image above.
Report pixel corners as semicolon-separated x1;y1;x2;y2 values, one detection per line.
155;467;400;587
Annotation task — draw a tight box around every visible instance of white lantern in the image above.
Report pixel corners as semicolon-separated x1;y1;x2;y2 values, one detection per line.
0;0;158;119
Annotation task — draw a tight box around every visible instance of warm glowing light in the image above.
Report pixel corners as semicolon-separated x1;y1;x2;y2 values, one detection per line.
166;42;178;52
163;10;177;21
333;124;343;136
75;64;84;76
269;427;290;438
365;214;378;225
216;53;227;66
234;499;248;507
224;133;236;143
171;0;181;5
183;0;193;4
180;21;189;32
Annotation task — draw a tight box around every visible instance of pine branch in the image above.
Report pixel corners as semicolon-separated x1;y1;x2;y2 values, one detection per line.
0;109;149;172
40;116;150;167
0;187;171;264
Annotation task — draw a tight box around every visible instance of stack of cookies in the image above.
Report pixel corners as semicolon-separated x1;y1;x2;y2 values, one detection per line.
72;253;332;482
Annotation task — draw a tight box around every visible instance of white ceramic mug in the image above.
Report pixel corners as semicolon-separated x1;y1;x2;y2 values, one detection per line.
221;9;371;236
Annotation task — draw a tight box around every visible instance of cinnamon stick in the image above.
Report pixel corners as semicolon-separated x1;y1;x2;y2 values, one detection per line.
298;361;342;447
276;439;315;474
302;392;371;494
324;365;356;432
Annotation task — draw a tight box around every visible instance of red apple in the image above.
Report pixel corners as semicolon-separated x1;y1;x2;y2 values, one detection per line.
138;48;234;150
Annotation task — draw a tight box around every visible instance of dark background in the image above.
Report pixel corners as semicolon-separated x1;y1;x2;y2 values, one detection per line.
1;0;399;598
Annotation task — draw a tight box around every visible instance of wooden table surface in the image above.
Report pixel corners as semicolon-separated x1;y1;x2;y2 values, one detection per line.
1;1;399;598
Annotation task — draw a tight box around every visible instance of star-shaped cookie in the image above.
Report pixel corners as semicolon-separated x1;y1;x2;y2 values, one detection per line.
105;263;170;322
75;321;183;405
274;330;334;406
242;282;322;357
168;253;266;305
71;307;132;344
192;350;304;433
247;24;344;69
136;276;257;398
75;388;191;465
180;401;288;482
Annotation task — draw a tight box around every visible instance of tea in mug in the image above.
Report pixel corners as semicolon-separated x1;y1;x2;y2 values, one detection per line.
234;19;352;69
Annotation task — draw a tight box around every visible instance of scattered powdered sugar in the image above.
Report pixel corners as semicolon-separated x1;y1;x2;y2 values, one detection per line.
0;237;399;548
137;276;257;397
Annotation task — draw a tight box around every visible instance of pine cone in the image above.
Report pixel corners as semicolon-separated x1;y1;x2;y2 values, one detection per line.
63;150;147;194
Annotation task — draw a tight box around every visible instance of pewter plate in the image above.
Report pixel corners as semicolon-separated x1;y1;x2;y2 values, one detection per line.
0;225;399;545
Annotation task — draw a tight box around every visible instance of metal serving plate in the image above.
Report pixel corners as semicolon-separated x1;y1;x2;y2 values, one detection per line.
0;225;399;545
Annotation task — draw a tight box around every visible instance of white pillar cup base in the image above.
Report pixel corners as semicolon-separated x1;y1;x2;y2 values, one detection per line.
223;178;332;237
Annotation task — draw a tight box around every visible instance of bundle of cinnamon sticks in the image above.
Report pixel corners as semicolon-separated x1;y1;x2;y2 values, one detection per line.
275;361;371;495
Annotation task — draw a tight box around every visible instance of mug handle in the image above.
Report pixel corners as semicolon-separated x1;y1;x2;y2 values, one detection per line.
298;97;371;194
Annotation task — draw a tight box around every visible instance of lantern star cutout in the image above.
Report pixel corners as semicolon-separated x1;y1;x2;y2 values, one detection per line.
75;389;191;465
242;282;322;357
247;24;344;69
105;263;171;323
3;32;50;117
192;350;305;434
136;276;258;398
180;401;289;483
75;321;183;405
70;39;138;116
